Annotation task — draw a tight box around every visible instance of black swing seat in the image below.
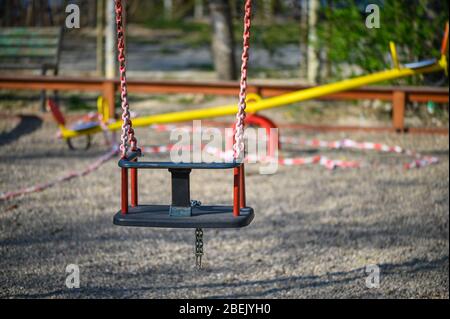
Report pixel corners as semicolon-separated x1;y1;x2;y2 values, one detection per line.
114;150;254;229
114;205;254;228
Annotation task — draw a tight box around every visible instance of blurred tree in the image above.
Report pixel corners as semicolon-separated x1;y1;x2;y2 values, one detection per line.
194;0;205;20
262;0;274;21
299;0;309;79
209;0;237;80
97;0;105;76
22;0;53;26
316;0;449;85
105;0;117;79
307;0;319;83
164;0;173;20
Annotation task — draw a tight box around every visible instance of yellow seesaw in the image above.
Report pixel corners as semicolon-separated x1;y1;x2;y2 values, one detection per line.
55;36;448;141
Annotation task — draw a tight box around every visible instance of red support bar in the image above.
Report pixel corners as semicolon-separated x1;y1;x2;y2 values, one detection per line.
441;22;449;56
239;164;246;208
131;167;138;207
392;90;406;132
245;113;280;157
121;168;128;214
233;167;240;216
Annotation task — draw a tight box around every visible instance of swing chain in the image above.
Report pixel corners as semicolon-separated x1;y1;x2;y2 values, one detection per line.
190;199;202;207
233;0;252;161
115;0;138;158
190;199;204;269
195;228;204;270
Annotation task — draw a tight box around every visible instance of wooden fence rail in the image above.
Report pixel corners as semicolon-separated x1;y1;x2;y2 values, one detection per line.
0;75;448;134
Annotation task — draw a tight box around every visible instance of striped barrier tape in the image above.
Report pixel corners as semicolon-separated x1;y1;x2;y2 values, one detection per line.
0;130;439;201
279;137;439;169
147;124;439;170
0;145;118;202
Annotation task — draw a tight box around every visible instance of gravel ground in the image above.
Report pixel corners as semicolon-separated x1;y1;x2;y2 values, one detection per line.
0;111;448;299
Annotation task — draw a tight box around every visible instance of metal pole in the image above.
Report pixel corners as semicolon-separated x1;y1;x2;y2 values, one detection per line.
105;0;116;79
131;159;138;207
239;165;246;208
121;168;128;214
164;0;173;20
209;0;237;80
96;0;105;76
233;167;240;216
307;0;319;84
194;0;204;20
392;90;406;132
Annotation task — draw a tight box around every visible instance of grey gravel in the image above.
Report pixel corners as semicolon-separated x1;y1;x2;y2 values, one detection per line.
0;114;448;299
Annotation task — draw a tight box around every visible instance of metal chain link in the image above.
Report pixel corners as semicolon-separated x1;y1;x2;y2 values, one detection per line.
115;0;137;158
116;0;250;160
195;228;204;270
191;200;203;270
233;0;252;161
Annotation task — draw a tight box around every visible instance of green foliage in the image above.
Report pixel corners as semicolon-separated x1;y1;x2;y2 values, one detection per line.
316;0;449;85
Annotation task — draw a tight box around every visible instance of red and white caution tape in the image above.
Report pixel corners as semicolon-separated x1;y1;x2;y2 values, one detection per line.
0;136;437;202
139;142;432;170
201;145;361;170
403;156;439;169
148;125;439;170
140;144;361;170
0;145;118;201
280;137;439;169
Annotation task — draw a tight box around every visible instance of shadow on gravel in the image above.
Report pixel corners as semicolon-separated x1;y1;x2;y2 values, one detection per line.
7;255;448;298
1;205;447;248
0;115;42;147
205;256;449;298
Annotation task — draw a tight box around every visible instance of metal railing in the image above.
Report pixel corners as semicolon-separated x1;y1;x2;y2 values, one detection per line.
0;75;448;134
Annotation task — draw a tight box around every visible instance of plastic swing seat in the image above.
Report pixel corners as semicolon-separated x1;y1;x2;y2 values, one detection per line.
113;150;254;229
111;0;255;268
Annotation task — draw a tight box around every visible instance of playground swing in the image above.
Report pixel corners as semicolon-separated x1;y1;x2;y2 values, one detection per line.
112;0;254;269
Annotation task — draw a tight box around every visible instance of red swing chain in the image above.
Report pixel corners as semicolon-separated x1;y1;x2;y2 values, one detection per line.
233;0;252;160
116;0;139;213
115;0;250;160
115;0;251;215
232;0;252;216
115;0;137;159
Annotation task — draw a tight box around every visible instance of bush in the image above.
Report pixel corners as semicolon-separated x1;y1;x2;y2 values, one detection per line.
316;0;449;85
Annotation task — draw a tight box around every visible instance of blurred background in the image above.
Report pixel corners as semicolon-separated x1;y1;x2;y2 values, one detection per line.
1;0;448;82
0;0;448;129
0;1;449;299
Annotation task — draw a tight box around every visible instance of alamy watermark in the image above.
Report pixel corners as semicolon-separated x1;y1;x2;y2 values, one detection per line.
365;4;380;29
65;264;80;289
365;264;380;288
65;4;80;29
168;120;279;175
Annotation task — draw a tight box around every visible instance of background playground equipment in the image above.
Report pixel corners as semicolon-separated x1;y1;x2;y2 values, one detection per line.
48;96;112;149
0;26;63;111
47;22;448;146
